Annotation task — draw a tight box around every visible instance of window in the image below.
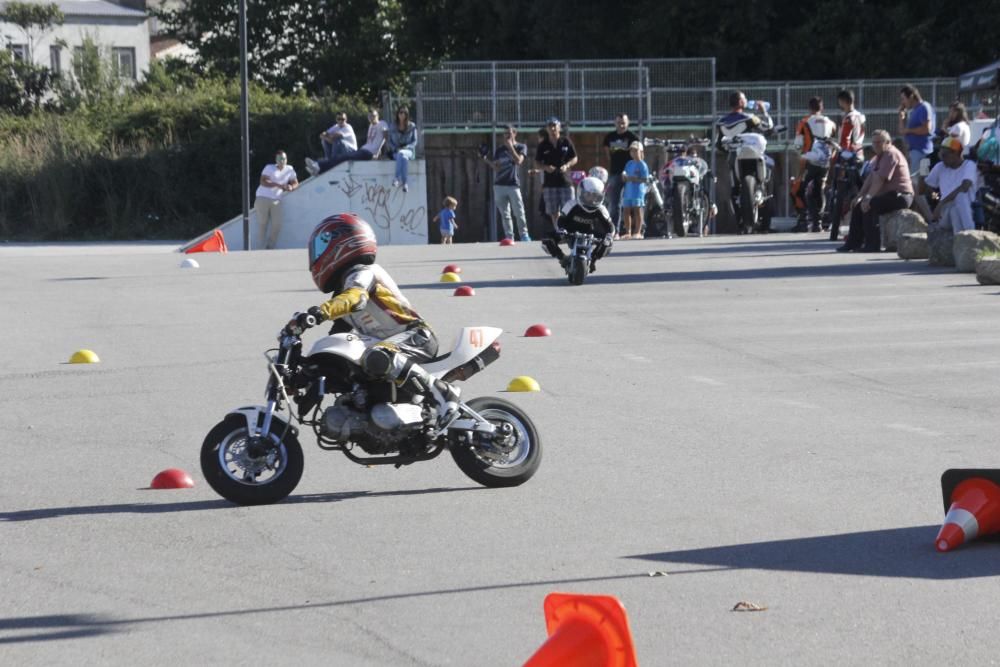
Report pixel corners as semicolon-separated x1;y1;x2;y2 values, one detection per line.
9;44;27;62
111;47;136;80
49;45;61;74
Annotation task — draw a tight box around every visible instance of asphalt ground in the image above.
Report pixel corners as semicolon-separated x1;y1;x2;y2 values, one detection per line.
2;233;1000;665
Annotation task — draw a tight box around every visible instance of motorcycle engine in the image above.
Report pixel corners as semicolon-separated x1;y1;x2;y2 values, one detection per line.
320;396;427;455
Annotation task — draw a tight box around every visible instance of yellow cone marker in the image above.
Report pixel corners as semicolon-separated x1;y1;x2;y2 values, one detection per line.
506;375;540;392
440;272;461;283
69;349;100;364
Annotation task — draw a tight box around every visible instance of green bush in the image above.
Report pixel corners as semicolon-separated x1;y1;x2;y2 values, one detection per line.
0;62;373;240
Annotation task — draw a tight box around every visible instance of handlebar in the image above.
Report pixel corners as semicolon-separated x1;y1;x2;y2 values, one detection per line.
280;308;323;339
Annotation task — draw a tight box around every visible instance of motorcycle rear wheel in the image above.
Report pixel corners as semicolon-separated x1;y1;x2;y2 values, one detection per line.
451;397;541;487
200;414;304;505
672;182;689;237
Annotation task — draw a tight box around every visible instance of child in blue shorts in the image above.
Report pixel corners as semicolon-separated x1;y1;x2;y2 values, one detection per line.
621;142;649;239
434;196;458;244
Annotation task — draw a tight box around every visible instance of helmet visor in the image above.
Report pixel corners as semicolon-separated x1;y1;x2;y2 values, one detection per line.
579;190;603;207
310;229;333;266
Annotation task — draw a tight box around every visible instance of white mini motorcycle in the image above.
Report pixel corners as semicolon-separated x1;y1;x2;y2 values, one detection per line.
201;316;541;505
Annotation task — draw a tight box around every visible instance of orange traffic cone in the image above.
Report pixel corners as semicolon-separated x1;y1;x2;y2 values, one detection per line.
186;230;228;254
523;593;637;667
936;470;1000;552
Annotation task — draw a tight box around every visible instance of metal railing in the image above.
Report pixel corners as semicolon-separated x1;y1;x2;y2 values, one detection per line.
387;64;964;226
393;58;718;131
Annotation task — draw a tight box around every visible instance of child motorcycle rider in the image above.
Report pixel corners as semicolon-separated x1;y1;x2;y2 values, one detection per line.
284;213;460;423
540;174;615;271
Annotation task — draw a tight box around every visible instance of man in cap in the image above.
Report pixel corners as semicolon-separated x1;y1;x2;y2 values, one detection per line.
924;136;977;233
534;117;578;231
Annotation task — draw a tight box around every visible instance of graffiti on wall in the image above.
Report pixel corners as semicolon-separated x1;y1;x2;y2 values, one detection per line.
333;174;427;239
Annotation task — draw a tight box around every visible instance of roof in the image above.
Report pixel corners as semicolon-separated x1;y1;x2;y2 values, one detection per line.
1;0;147;19
958;60;1000;94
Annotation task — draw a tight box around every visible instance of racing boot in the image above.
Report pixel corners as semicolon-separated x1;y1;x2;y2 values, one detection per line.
399;363;461;424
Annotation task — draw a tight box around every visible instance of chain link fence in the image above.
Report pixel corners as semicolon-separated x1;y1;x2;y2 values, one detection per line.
387;63;965;230
394;58;717;131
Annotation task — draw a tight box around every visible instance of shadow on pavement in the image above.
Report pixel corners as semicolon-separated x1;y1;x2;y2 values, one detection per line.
0;567;726;643
402;256;937;290
0;487;478;522
627;525;1000;580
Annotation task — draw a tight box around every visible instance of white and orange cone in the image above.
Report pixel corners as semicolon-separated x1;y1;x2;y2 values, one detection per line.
936;477;1000;552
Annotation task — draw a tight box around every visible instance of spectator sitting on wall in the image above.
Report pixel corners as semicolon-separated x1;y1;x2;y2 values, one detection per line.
320;112;357;164
306;109;388;176
386;105;418;192
924;137;977;234
837;129;913;253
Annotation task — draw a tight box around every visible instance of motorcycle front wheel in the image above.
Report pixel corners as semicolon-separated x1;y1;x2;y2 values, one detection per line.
451;397;541;487
200;414;304;505
568;257;587;285
740;175;759;233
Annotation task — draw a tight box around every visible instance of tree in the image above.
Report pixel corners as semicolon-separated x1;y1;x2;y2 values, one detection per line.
155;0;452;97
0;1;64;63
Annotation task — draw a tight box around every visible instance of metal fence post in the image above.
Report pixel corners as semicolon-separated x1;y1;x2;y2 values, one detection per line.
564;61;570;124
644;63;652;130
709;57;717;235
415;82;424;158
783;82;791;218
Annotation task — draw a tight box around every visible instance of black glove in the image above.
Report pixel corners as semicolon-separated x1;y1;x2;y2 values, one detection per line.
283;311;319;337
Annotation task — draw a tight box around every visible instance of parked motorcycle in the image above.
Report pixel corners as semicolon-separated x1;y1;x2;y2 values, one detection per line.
643;138;685;237
667;140;713;237
718;108;785;234
642;174;670;238
823;138;866;241
201;316;542;505
978;167;1000;234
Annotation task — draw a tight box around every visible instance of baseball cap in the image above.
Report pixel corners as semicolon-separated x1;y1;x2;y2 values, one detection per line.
545;116;560;126
940;136;963;153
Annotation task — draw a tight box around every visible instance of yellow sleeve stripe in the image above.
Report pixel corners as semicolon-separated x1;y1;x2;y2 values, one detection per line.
318;287;368;320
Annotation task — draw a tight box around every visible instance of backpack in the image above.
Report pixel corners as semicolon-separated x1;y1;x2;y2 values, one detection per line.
976;124;999;164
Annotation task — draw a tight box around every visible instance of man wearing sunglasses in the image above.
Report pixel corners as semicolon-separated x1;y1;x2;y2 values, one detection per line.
320;113;357;163
253;150;299;249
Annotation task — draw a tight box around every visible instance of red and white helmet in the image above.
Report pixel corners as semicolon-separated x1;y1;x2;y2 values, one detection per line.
308;213;377;293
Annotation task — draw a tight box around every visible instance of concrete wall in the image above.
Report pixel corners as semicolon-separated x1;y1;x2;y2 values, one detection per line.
209;160;429;251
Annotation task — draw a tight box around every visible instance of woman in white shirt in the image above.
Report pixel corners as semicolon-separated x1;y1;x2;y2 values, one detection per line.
943;102;971;154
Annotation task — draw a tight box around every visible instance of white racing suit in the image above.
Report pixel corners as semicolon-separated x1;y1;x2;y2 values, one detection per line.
315;263;457;412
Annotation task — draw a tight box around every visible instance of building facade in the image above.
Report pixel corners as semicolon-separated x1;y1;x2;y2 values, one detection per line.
1;0;150;80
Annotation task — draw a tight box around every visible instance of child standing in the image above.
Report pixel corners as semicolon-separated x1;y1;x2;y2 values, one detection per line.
434;196;458;244
621;141;649;239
